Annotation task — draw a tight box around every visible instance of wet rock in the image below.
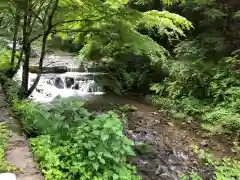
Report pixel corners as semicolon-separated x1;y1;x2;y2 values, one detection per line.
65;77;74;88
155;165;169;175
154;120;160;124
29;66;67;73
200;140;208;147
168;154;184;165
135;127;148;133
144;134;155;145
167;122;174;127
134;143;155;154
54;77;64;89
186;116;194;124
36;88;43;93
127;156;139;165
47;78;55;85
132;111;143;117
192;160;198;165
73;82;79;90
159;173;178;180
46;93;52;97
126;130;138;142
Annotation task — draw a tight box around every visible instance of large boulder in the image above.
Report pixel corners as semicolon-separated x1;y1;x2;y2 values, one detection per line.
65;77;74;88
29;66;68;74
54;77;64;89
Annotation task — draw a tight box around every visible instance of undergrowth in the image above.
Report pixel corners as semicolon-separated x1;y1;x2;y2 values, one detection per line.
193;145;240;180
3;77;140;180
0;46;11;71
149;55;240;135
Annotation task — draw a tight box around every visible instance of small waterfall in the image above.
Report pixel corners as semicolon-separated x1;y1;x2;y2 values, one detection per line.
15;65;104;102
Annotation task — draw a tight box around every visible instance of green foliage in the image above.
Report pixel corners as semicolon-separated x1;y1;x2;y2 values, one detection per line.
0;46;11;71
149;95;176;109
96;54;155;94
193;145;240;180
181;172;203;180
75;8;192;64
13;97;140;180
150;39;240;133
119;104;138;112
138;10;192;42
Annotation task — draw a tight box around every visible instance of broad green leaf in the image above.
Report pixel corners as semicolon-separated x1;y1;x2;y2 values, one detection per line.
101;133;109;141
88;151;95;157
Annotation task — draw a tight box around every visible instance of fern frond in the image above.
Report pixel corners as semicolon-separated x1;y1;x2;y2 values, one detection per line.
138;10;192;40
233;11;240;19
203;8;226;21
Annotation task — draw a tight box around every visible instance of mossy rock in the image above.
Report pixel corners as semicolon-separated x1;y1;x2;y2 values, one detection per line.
172;112;187;120
134;143;155;154
119;104;138;112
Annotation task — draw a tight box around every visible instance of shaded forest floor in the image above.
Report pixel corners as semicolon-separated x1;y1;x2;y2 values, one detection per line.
85;94;240;180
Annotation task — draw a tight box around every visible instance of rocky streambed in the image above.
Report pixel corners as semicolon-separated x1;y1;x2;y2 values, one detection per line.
85;94;237;180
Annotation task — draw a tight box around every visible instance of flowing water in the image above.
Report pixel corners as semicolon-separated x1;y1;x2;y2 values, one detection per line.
14;53;105;102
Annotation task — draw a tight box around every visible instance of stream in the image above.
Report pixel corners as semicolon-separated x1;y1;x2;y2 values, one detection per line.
14;52;237;180
14;53;104;102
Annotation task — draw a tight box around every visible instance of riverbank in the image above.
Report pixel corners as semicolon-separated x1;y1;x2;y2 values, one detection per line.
0;71;239;179
0;86;43;180
85;94;240;179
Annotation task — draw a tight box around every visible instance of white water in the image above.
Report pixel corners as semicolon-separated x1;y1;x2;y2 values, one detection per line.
14;66;105;103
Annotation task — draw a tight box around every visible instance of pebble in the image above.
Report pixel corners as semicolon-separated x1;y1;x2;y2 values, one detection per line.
155;165;169;175
134;143;155;154
144;134;155;145
200;140;208;147
159;173;177;180
168;154;183;165
186;116;193;124
154;120;160;124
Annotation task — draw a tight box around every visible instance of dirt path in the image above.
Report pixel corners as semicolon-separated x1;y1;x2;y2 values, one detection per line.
0;87;43;180
86;94;239;180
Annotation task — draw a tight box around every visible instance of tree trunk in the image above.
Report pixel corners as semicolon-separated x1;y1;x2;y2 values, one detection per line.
10;12;21;66
19;0;30;99
25;0;60;98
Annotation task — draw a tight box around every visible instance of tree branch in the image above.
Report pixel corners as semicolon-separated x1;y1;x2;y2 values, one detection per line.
27;0;59;97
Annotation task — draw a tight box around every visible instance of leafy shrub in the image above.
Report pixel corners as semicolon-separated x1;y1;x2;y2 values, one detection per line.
149;55;240;133
0;46;11;71
193;145;240;180
150;95;176;109
13;97;140;180
179;96;208;115
119;104;138;112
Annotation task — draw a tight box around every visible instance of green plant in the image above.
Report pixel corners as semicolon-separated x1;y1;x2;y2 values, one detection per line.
0;123;18;172
11;95;141;180
30;110;140;180
119;104;138;112
0;46;11;71
181;172;203;180
193;145;240;180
